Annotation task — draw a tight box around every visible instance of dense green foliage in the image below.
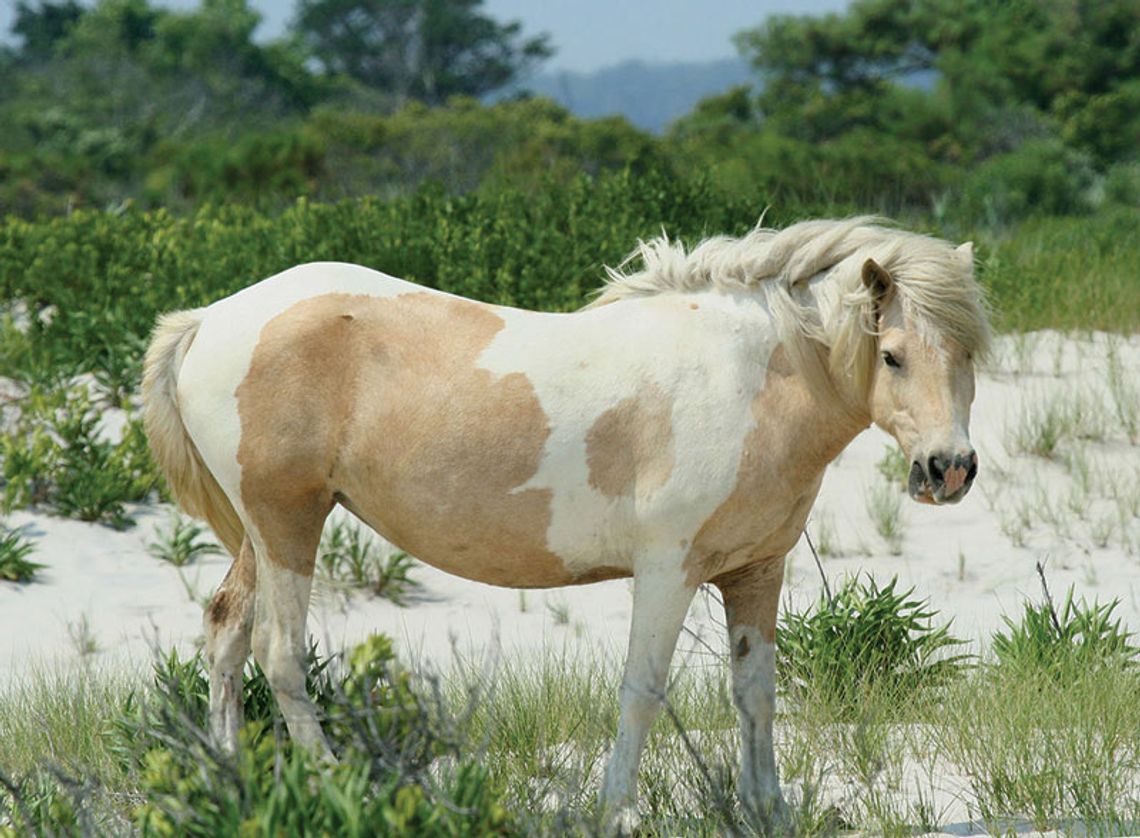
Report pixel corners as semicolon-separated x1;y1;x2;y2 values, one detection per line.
0;636;513;835
2;0;1136;221
0;168;752;381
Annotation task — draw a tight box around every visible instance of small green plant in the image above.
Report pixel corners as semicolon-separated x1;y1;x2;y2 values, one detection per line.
1010;396;1070;459
373;551;418;604
991;586;1139;675
90;335;146;408
875;444;910;489
811;511;839;558
318;520;420;605
0;523;43;583
547;597;571;625
866;480;905;555
1106;339;1139;444
66;614;100;658
147;513;222;567
778;574;970;715
1009;390;1109;461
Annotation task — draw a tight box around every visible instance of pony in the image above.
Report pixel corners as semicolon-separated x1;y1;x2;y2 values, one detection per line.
142;215;990;827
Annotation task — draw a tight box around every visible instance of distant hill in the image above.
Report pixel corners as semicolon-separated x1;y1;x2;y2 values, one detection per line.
497;58;755;134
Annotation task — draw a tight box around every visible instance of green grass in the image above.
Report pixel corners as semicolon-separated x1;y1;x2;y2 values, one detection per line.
0;664;135;782
3;606;1140;835
979;207;1140;335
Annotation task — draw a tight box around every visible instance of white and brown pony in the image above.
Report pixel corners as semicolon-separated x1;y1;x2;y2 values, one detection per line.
142;216;989;826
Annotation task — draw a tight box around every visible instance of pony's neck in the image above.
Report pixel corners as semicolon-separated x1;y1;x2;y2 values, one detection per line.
737;340;869;499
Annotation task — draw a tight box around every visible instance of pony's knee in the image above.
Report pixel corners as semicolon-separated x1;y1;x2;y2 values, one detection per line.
618;681;664;729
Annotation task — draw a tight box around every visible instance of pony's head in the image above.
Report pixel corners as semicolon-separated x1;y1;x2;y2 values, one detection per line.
857;247;987;505
589;216;991;504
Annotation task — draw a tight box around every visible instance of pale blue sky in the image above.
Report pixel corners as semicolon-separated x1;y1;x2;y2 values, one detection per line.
2;0;851;72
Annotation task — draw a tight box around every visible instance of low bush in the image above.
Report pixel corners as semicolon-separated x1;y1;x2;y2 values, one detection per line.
777;574;970;715
959;139;1097;226
992;587;1139;676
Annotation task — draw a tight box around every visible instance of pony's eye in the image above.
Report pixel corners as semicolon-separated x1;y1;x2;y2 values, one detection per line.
882;350;902;369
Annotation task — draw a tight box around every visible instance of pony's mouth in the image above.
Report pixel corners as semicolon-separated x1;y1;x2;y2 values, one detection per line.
907;459;973;505
907;460;936;503
910;483;937;504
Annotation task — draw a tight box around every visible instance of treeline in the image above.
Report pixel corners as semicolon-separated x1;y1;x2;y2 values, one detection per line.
1;0;1137;224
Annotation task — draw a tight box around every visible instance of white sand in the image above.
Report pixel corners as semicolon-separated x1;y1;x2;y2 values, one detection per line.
2;330;1139;834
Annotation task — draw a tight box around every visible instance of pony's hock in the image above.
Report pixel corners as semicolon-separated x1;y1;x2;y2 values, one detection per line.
141;215;990;823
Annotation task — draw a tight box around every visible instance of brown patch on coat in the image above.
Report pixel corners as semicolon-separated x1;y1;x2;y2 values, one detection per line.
237;291;579;587
572;564;631;584
682;346;863;589
206;537;256;629
585;383;675;499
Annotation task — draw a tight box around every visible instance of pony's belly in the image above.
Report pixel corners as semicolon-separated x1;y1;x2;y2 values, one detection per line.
338;497;631;589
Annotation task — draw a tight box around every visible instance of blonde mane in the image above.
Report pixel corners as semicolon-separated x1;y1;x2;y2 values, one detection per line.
590;216;992;415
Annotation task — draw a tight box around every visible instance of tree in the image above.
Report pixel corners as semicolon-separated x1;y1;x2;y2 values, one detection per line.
734;0;1140;164
12;0;85;61
292;0;553;106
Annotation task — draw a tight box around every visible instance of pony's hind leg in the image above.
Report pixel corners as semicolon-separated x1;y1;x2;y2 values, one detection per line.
713;558;789;829
245;497;333;757
600;566;695;826
204;536;256;753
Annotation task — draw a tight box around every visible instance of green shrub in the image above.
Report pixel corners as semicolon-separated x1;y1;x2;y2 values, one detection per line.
959;139;1097;225
992;587;1139;676
0;767;101;837
0;385;158;527
116;636;513;837
778;575;969;715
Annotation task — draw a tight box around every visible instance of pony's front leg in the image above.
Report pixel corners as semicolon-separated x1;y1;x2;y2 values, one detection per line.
600;566;695;829
714;558;790;831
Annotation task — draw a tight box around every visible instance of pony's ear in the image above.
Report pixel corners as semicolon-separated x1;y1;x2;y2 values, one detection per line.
861;258;895;307
956;241;974;262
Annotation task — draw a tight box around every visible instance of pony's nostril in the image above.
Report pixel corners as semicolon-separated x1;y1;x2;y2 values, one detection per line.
965;452;978;482
927;455;945;485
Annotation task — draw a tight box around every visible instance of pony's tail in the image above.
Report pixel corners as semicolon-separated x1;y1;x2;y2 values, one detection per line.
142;310;245;558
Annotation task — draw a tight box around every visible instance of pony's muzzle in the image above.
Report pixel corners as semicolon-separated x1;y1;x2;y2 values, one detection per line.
909;450;977;504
